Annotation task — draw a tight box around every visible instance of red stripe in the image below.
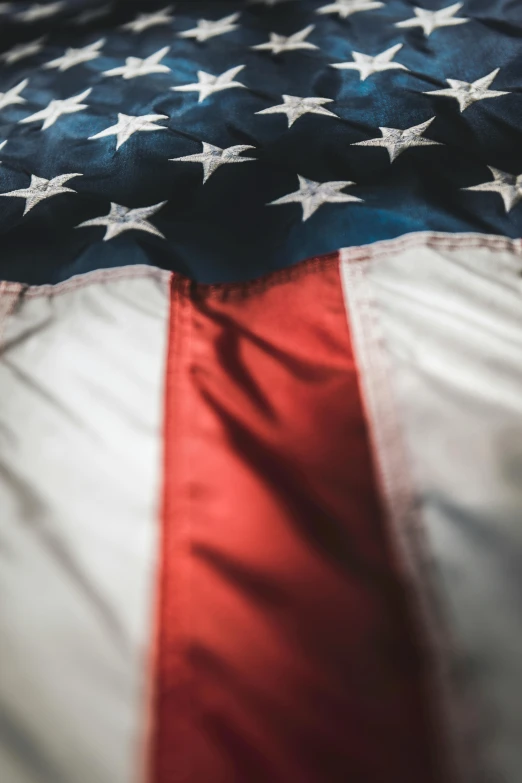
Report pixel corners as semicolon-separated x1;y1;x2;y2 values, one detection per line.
151;255;450;783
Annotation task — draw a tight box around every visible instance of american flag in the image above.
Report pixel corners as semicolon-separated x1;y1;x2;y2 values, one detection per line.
0;2;521;782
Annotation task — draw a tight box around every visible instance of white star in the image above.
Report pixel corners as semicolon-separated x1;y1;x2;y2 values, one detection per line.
0;172;82;215
1;37;45;65
425;69;508;111
0;79;29;112
353;117;442;162
396;2;468;36
89;112;169;150
252;25;318;55
77;202;167;241
123;6;174;33
331;43;408;81
72;4;112;26
179;13;240;43
16;2;64;22
0;140;7;156
463;167;522;212
317;0;384;19
44;39;105;72
103;47;171;80
20;88;91;131
256;95;338;127
171;142;256;183
173;65;245;102
0;2;14;13
269;175;362;221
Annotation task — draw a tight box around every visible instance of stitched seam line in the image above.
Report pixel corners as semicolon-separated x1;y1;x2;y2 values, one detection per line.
2;231;520;300
339;250;481;783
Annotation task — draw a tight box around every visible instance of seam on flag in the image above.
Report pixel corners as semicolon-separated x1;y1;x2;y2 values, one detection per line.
0;232;519;302
0;265;172;299
339;240;497;783
150;276;195;783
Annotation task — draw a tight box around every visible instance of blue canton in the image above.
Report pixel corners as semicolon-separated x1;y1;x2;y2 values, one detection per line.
0;0;520;284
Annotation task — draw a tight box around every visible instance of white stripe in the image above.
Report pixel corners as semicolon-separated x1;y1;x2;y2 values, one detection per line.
340;233;522;783
0;269;171;783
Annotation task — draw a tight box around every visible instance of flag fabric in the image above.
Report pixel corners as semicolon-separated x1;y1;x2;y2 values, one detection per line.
0;2;521;783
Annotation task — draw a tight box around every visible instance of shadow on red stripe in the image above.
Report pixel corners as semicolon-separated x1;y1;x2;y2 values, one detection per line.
150;253;451;783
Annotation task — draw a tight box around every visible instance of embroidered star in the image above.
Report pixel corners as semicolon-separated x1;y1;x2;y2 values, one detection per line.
463;167;522;212
20;89;91;131
0;172;82;215
171;142;256;183
252;25;318;55
0;140;7;156
1;37;45;65
317;0;384;19
173;65;245;102
0;79;29;112
396;2;469;35
44;39;105;72
0;2;13;13
179;13;240;43
332;44;408;81
16;2;64;22
256;95;338;127
103;47;171;80
77;202;167;241
270;175;362;221
123;6;174;33
72;4;112;25
89;113;169;150
425;69;508;112
353;117;442;162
